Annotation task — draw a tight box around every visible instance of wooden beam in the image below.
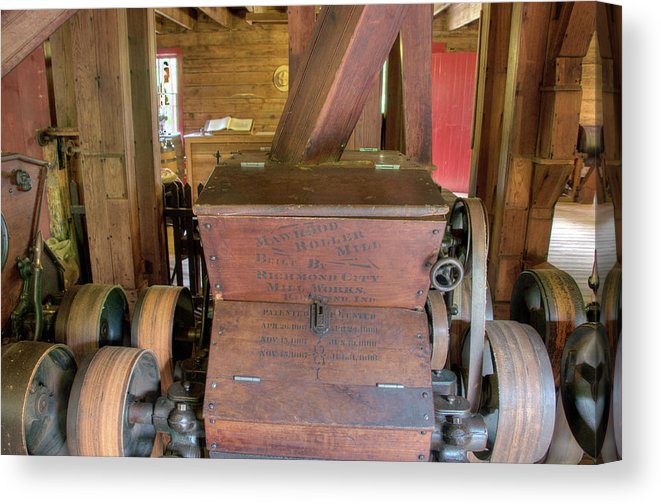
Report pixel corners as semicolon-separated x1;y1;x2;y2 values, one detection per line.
246;12;288;25
270;4;407;165
198;7;231;28
287;6;316;89
154;8;196;31
69;9;143;292
127;8;167;286
1;9;76;78
401;4;433;165
438;3;481;32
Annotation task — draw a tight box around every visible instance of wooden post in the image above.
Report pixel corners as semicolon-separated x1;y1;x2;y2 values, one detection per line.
127;9;167;285
69;9;143;294
287;6;316;89
470;2;512;214
270;4;407;164
400;4;433;165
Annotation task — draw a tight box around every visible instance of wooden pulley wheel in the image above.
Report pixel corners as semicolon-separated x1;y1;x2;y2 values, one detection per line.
131;285;195;394
67;346;160;457
600;262;621;374
447;198;488;412
560;322;610;459
1;341;77;455
55;283;129;363
510;267;587;387
426;290;450;370
543;396;584;464
469;321;555;463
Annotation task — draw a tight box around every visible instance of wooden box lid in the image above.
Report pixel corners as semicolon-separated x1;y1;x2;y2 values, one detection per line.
195;153;448;219
204;300;434;460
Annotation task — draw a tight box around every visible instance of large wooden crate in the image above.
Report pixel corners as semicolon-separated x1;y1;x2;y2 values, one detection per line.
195;152;447;460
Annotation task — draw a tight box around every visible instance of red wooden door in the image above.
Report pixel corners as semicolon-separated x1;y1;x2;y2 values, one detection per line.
431;43;477;194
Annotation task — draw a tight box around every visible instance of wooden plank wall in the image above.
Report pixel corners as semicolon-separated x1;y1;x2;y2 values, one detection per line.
157;18;289;134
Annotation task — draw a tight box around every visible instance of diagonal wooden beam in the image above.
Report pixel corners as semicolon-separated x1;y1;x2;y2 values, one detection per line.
2;9;76;78
154;8;196;31
270;4;407;165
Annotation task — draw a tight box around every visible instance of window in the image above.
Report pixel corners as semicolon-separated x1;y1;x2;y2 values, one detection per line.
156;49;182;136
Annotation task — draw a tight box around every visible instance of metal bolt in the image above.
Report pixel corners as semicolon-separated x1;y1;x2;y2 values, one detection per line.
211;443;217;449
425;262;432;268
422;392;428;398
424;413;429;420
211;382;217;389
210;255;217;261
420;431;425;436
418;454;425;461
417;289;423;296
447;396;456;405
183;381;191;392
451;305;459;316
208;402;215;410
204;223;211;230
210;419;216;424
215;283;221;289
432;229;440;235
416;333;422;339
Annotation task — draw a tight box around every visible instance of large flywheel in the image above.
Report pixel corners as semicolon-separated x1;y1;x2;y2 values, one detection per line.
55;284;129;363
469;321;555;463
1;341;77;455
131;285;195;394
510;267;587;386
67;346;160;457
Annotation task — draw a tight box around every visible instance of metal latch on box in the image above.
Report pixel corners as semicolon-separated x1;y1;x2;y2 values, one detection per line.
310;301;330;335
